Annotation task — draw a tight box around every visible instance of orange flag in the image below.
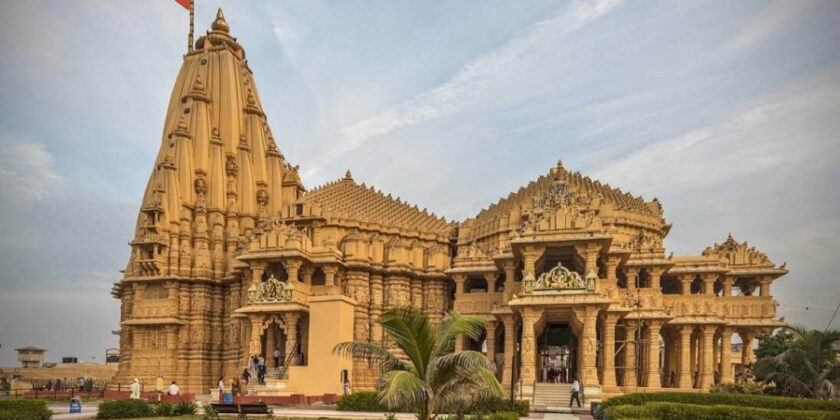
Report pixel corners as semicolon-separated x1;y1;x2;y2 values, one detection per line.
174;0;191;10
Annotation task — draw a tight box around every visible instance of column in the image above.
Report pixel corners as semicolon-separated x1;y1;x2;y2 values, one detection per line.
740;330;755;365
722;277;734;297
484;273;497;293
369;274;384;345
520;308;542;386
284;313;299;366
720;327;734;384
624;323;637;387
649;268;663;292
605;255;620;285
251;262;266;287
702;274;717;295
501;316;516;390
323;265;338;287
285;259;302;283
248;318;263;360
759;277;771;297
486;321;498;371
301;266;314;285
680;275;693;295
601;313;618;388
625;267;639;291
678;326;692;389
453;274;466;295
580;307;600;386
646;321;662;388
454;336;464;352
265;325;277;368
410;278;423;308
699;325;715;389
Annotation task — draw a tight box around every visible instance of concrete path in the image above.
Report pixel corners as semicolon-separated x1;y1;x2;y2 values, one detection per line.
48;402;97;420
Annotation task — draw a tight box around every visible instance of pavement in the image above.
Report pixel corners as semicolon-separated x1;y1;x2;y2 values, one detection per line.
46;400;593;420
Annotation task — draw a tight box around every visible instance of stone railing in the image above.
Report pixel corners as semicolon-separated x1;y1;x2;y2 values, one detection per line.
662;295;776;319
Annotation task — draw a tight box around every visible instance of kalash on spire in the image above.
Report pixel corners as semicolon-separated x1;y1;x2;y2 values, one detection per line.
112;6;788;402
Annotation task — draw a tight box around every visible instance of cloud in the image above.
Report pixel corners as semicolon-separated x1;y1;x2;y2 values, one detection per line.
0;139;63;201
724;0;811;52
303;0;624;178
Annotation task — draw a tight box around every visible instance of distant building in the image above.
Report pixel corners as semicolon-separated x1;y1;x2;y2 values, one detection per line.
105;348;119;364
61;357;78;364
15;346;45;368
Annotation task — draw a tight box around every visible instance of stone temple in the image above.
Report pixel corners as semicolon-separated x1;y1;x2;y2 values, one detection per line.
112;10;788;404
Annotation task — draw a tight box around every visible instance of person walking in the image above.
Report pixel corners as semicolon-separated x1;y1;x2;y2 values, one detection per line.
343;379;351;396
569;378;581;408
241;368;251;386
273;348;281;367
130;378;141;400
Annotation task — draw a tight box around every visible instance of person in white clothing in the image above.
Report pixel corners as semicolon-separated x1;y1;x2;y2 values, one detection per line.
168;381;180;396
129;378;141;400
569;378;581;408
218;377;225;402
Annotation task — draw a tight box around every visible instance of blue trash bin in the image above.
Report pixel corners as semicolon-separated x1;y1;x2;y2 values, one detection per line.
223;392;233;404
69;398;82;413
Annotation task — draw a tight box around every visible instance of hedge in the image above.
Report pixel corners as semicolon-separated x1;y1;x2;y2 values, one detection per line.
337;391;388;412
598;392;840;414
96;399;154;419
466;396;530;417
0;399;51;420
606;402;840;420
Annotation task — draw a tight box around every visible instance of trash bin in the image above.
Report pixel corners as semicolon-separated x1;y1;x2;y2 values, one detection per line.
223;392;233;404
69;398;82;414
590;401;601;416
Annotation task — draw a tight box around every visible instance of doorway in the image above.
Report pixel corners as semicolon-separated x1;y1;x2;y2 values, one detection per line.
538;324;576;383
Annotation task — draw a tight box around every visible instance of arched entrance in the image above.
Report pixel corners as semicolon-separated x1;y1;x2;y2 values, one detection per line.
537;324;577;383
261;321;287;369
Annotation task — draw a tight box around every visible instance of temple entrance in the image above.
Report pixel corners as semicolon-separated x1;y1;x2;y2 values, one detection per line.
538;324;576;383
260;322;286;369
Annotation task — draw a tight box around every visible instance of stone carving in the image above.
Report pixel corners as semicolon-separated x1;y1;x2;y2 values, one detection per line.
523;262;595;293
248;274;293;303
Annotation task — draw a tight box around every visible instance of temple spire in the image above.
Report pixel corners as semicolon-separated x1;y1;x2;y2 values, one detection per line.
211;8;230;33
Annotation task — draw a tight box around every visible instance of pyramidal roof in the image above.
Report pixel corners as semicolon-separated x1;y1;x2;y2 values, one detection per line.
301;171;452;237
136;9;298;231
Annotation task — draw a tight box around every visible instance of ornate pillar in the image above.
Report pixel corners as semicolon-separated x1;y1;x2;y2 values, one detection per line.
486;321;498;369
649;268;663;292
503;261;516;284
678;326;692;389
605;256;620;285
423;278;447;328
680;274;693;295
284;313;299;366
624;323;638;387
410;278;423;308
702;274;717;295
484;273;497;293
322;265;338;287
453;273;466;295
580;307;600;386
248;317;263;360
601;312;619;388
625;267;639;291
501;315;516;389
740;330;755;365
519;307;543;386
265;325;277;367
699;325;715;389
301;266;314;285
454;336;464;352
720;327;734;384
759;277;771;297
285;259;302;283
251;262;266;287
645;321;662;388
369;274;384;345
722;277;734;297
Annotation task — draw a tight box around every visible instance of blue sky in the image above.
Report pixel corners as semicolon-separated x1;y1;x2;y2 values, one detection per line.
0;0;838;366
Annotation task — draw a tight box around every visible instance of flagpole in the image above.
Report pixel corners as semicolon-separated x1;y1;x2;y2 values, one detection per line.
188;0;195;52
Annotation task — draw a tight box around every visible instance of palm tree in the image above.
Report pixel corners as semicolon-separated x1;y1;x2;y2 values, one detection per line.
752;325;840;399
334;306;503;420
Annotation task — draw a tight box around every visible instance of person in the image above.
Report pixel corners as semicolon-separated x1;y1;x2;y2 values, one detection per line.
343;379;351;396
250;355;259;379
218;377;225;402
130;378;141;400
714;370;721;384
241;368;251;386
569;378;581;408
669;371;676;388
232;377;241;397
156;376;165;401
273;348;281;367
257;363;266;385
168;381;179;396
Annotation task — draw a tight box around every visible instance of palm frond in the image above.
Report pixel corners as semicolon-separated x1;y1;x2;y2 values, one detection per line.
378;369;428;411
380;306;436;378
433;312;487;358
333;341;407;371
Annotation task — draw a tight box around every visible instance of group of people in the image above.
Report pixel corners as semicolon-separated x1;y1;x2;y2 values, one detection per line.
128;377;180;400
545;367;571;383
244;352;270;385
32;376;101;392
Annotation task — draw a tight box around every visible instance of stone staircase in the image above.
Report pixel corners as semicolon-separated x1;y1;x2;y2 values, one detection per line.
247;377;296;396
531;383;574;412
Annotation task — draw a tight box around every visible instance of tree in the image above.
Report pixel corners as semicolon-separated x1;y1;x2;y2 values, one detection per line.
752;325;840;399
755;328;795;359
334;306;503;420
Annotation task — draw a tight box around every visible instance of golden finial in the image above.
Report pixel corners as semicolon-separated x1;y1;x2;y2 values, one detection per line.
211;8;230;33
344;170;353;181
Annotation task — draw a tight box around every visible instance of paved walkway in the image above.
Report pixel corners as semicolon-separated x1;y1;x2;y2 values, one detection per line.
47;401;590;420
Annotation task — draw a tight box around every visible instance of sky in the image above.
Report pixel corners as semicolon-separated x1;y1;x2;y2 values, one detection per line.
0;0;838;366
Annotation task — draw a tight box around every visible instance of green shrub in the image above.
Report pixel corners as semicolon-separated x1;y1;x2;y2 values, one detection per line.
598;391;840;415
97;399;154;419
337;391;387;412
201;402;216;420
0;399;51;420
606;402;840;420
173;401;197;415
154;401;174;416
486;412;519;420
466;396;529;417
711;382;765;395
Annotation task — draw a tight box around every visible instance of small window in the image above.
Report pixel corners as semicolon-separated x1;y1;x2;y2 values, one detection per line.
295;204;304;216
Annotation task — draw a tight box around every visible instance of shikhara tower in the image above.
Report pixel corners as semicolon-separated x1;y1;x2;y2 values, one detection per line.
114;10;788;403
